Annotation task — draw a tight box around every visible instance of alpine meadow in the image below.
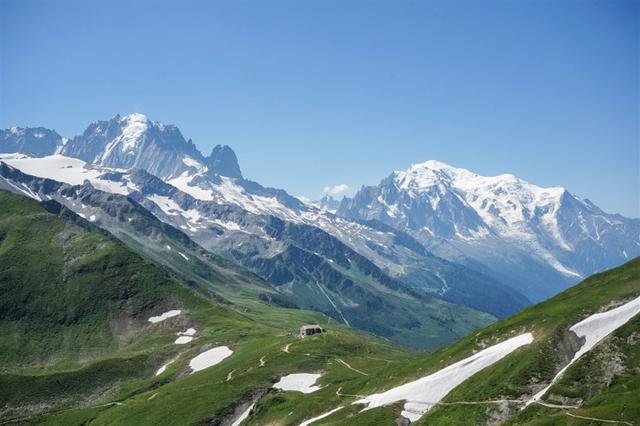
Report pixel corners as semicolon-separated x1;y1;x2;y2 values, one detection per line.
0;1;638;425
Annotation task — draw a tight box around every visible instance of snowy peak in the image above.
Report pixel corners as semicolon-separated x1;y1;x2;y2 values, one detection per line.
61;113;204;179
122;112;149;122
314;195;340;213
98;113;150;160
1;114;243;182
395;160;565;197
339;160;640;285
115;113;150;150
391;160;570;230
0;127;66;157
205;144;242;179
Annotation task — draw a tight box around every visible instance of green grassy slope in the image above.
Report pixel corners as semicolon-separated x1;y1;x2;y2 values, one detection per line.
77;258;635;426
0;190;413;424
1;189;638;425
0;190;252;417
420;257;640;426
297;257;639;425
0;192;193;368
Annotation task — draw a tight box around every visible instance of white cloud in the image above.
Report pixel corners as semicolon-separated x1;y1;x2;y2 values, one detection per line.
323;184;349;196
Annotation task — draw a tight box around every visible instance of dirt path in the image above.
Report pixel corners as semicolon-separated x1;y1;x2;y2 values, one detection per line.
565;412;633;425
335;386;366;398
428;399;631;426
336;358;368;376
0;401;124;425
366;356;393;363
437;399;522;406
429;399;576;410
226;369;238;382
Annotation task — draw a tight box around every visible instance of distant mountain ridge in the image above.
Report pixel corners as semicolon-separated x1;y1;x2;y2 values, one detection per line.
0;158;503;349
1;112;636;330
56;113;243;181
0;126;66;157
338;160;640;300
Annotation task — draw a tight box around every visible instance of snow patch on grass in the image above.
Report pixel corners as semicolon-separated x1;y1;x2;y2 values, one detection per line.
148;309;181;323
273;373;322;394
189;346;233;373
354;333;534;422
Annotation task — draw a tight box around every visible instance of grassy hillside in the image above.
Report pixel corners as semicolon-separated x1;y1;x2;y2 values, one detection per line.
1;189;637;425
287;257;639;425
0;192;196;367
0;165;495;351
0;190;413;423
420;257;640;426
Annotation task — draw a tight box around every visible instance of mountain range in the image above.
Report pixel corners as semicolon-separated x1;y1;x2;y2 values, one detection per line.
1;113;638;347
0;113;639;425
338;160;640;301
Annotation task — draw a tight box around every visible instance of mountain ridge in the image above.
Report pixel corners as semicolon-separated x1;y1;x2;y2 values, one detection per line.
338;159;640;300
0;113;639;425
1;113;636;316
0;161;499;350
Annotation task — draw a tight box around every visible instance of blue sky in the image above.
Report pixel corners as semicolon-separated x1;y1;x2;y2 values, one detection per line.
1;0;638;216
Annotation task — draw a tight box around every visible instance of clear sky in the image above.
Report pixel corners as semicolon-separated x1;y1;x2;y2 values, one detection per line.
1;0;638;217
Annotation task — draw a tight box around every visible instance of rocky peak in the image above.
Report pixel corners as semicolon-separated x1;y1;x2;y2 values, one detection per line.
205;144;242;179
0;127;65;157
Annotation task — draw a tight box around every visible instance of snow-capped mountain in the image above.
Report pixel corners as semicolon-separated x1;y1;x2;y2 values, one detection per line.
0;115;532;336
0;160;511;349
311;195;341;213
1;113;636;309
338;160;640;300
0;127;66;157
59;113;242;181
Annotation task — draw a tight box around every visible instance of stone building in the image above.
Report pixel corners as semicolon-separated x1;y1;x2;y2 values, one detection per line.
299;324;324;337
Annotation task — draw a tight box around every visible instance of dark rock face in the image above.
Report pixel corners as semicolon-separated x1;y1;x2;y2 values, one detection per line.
205;145;242;179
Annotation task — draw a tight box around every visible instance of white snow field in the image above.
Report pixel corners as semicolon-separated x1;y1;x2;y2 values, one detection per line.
189;346;233;373
273;373;323;394
231;403;255;426
0;154;136;195
527;295;640;405
353;333;534;422
147;309;181;323
175;328;196;343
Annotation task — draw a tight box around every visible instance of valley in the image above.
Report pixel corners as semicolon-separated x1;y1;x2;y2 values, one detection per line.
0;115;638;425
0;189;637;425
